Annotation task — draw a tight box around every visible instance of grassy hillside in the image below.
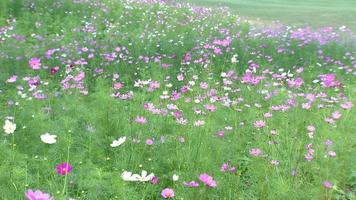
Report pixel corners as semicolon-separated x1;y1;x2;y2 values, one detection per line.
0;0;355;199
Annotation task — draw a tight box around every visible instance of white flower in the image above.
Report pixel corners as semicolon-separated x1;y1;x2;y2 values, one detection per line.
121;170;154;182
231;55;238;63
172;174;179;182
110;136;126;147
121;171;137;181
3;120;16;135
40;133;57;144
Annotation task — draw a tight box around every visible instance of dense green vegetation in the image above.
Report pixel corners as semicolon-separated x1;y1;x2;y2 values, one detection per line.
0;0;355;199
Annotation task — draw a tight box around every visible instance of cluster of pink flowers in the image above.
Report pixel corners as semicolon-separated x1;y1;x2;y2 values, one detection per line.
220;163;236;173
319;74;341;88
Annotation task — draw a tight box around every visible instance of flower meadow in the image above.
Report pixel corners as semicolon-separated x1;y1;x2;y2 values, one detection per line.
0;0;355;199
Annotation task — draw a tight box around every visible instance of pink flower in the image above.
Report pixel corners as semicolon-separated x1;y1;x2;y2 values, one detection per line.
307;125;315;132
200;82;208;89
320;74;341;88
220;163;236;173
6;75;17;83
199;173;217;188
328;151;336;157
323;181;333;189
150;176;159;185
161;188;175;199
340;102;353;110
25;189;53;200
204;104;217;112
216;130;225;137
113;82;123;90
146;139;154;145
331;111;342;119
177;74;184;81
264;112;272;118
135;116;147;124
183;181;199;187
194;120;205;127
56;162;73;175
220;163;229;172
250;148;262;157
296;67;304;73
29;58;41;70
325;139;333;147
254;120;266;128
302;103;311;110
74;71;85;82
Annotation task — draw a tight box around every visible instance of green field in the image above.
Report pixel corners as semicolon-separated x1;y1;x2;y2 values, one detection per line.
182;0;356;30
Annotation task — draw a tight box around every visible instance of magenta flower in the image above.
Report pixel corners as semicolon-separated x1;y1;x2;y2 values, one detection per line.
220;163;236;173
323;181;333;189
216;130;225;137
25;189;52;200
199;173;217;188
161;188;175;199
29;58;41;70
50;66;59;75
320;74;341;88
250;148;262;157
135;116;147;124
56;162;73;175
183;181;199;187
220;163;229;172
146;139;154;145
150;176;159;185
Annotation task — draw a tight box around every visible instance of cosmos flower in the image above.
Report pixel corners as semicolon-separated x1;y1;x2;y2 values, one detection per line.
3;119;16;135
183;181;199;187
161;188;175;199
110;136;126;147
172;174;179;182
199;173;217;188
56;162;73;175
220;163;236;173
135;116;147;124
113;82;123;90
150;176;159;184
40;133;57;144
6;75;17;83
29;58;41;70
146;139;154;145
340;102;353;110
323;181;333;189
250;148;262;157
25;189;53;200
253;120;266;128
121;170;154;182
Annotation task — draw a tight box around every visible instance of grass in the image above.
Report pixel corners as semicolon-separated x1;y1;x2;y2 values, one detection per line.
181;0;356;31
0;0;355;199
